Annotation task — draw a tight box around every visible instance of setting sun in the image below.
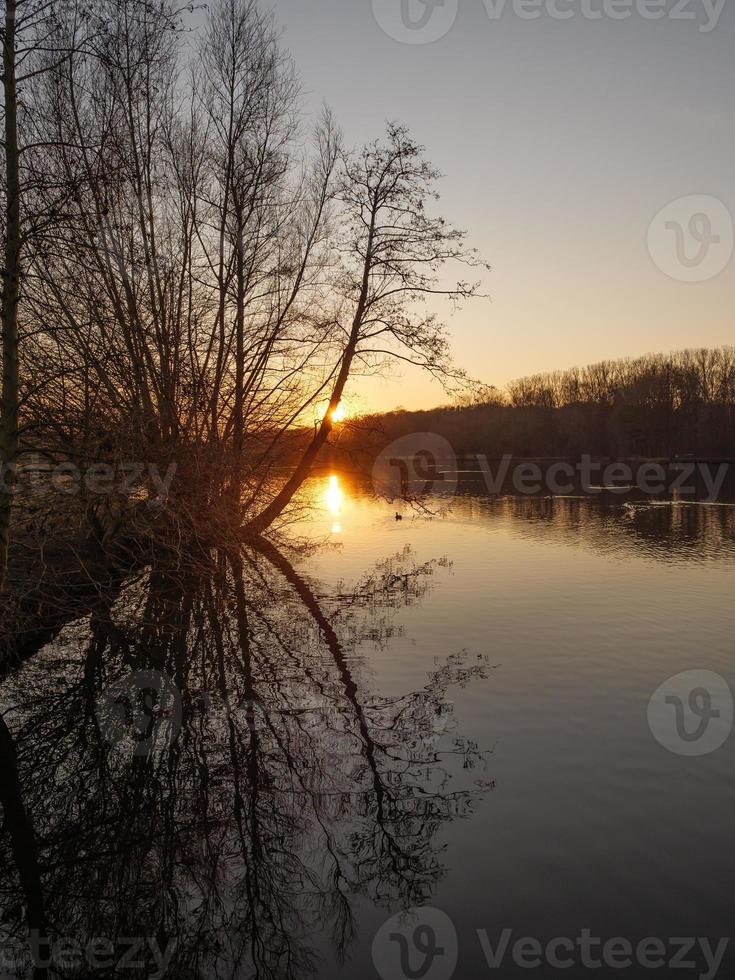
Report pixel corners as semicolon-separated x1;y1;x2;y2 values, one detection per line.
331;402;347;423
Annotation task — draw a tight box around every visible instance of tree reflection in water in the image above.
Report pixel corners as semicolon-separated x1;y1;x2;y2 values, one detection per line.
0;541;492;979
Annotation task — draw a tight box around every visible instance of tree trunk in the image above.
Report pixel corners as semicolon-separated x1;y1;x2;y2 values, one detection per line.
0;0;20;592
242;349;354;537
232;212;246;492
0;716;49;980
242;215;376;538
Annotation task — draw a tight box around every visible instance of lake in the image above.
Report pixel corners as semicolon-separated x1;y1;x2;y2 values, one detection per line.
0;474;733;979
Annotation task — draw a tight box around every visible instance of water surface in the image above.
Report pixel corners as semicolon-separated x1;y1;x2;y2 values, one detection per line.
1;478;733;978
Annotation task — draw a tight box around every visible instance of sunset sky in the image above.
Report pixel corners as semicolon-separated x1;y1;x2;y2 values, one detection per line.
197;1;734;412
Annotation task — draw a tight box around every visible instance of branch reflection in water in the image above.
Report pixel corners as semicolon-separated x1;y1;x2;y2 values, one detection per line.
0;536;493;979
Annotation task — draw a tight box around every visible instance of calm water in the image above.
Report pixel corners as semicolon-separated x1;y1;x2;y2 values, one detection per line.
1;477;734;979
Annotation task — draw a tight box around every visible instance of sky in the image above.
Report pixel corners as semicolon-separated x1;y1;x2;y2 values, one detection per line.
197;0;734;412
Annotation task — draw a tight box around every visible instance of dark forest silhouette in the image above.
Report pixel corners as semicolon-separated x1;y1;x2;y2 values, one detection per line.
337;347;735;461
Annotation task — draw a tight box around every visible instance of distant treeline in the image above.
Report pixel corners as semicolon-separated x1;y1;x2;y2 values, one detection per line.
338;348;735;460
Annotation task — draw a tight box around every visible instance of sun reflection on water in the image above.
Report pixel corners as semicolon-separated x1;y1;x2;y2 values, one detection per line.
325;474;344;534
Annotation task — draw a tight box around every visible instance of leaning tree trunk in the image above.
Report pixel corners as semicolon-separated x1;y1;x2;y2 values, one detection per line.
242;216;376;538
242;344;355;537
0;0;20;593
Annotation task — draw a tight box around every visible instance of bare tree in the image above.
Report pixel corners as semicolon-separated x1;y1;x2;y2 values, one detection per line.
1;0;21;591
6;0;488;564
1;0;97;590
244;124;487;535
